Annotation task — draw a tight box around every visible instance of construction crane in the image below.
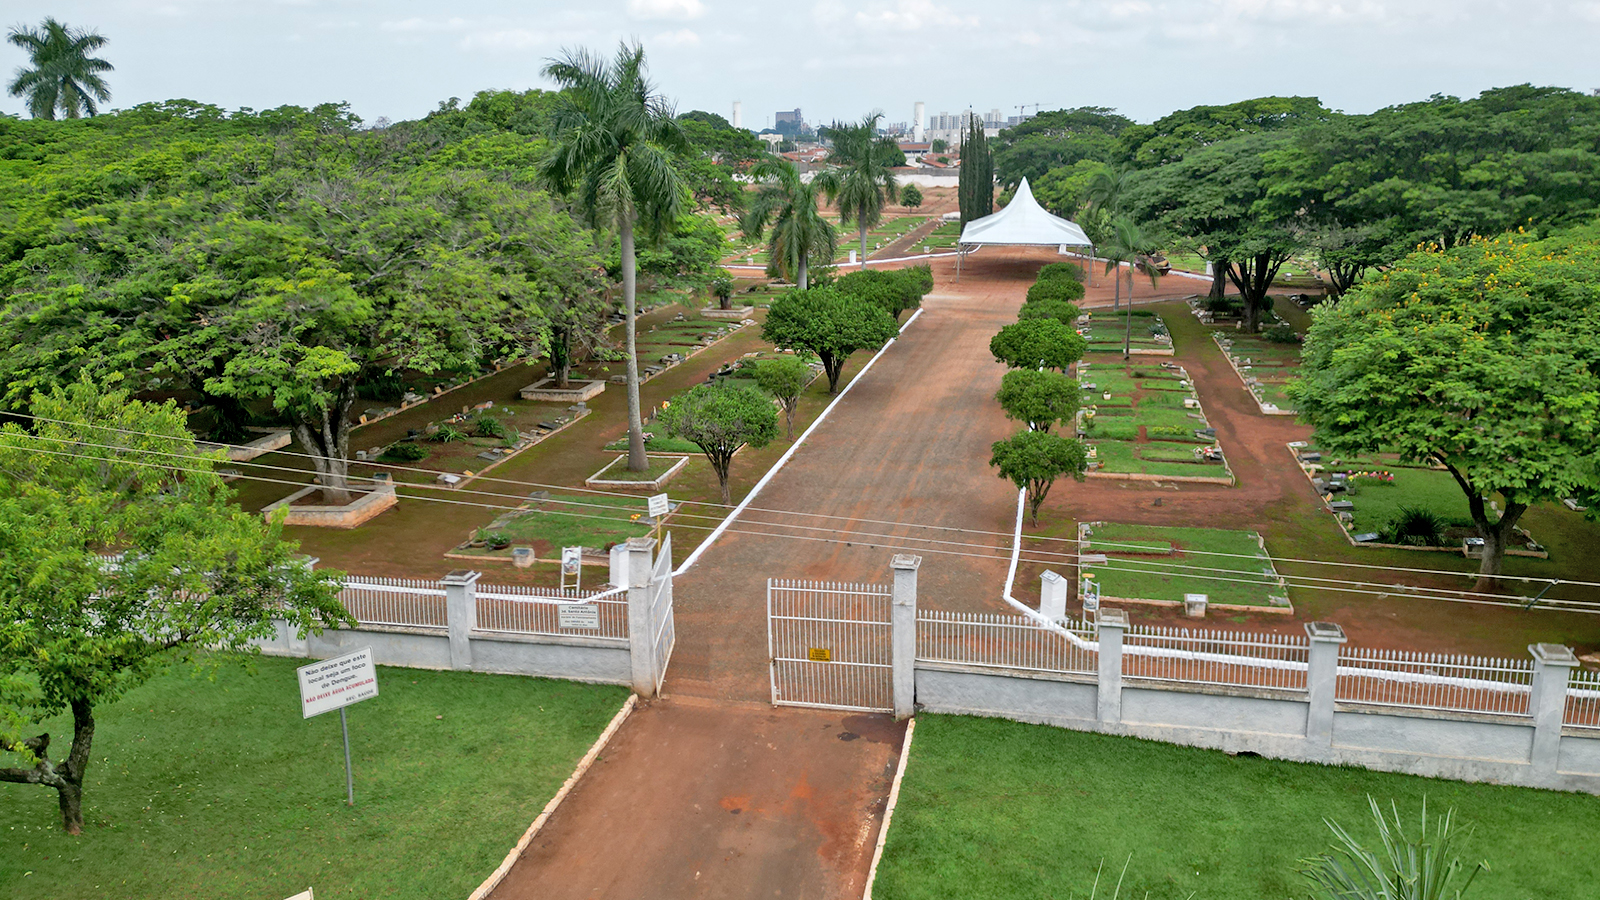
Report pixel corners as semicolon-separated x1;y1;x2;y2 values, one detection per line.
1015;103;1041;118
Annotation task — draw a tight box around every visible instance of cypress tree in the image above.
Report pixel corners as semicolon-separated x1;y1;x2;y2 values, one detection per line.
958;114;994;227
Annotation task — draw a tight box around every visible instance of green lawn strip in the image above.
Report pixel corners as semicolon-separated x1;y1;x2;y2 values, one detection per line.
482;488;652;555
1084;522;1277;605
874;715;1599;900
1331;466;1477;537
0;657;629;900
605;434;701;454
1089;439;1222;477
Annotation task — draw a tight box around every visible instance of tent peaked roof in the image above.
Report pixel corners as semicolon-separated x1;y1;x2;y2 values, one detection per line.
958;177;1092;248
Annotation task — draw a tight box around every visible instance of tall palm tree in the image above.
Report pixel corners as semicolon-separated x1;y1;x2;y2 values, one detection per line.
6;18;113;120
1100;216;1165;359
741;158;837;289
542;42;689;473
823;113;899;270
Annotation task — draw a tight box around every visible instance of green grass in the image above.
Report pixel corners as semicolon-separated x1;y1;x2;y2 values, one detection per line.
0;656;629;900
1322;463;1476;536
1083;522;1280;606
1089;440;1219;477
873;715;1600;900
605;434;701;454
489;488;652;553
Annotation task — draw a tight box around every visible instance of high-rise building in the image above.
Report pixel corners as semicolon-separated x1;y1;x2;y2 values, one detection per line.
913;101;925;142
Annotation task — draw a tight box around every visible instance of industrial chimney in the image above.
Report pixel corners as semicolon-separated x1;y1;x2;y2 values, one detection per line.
913;101;925;143
731;101;742;130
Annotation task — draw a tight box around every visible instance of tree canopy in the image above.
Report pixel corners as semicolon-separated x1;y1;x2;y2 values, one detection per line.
659;381;778;504
761;287;899;393
6;18;113;120
0;379;346;832
992;107;1132;188
990;429;1090;526
834;265;933;322
989;319;1087;372
1289;224;1600;581
752;355;814;440
996;369;1081;434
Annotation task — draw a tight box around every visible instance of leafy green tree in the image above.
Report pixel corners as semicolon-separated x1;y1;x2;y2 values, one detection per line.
1029;159;1113;220
958;117;994;226
742;157;837;289
1289;226;1600;584
930;138;947;154
709;270;735;311
659;381;778;504
1017;297;1081;327
1298;798;1487;900
900;183;923;209
0;380;347;833
1026;277;1086;305
989;319;1087;372
752;355;813;440
761;287;899;393
992;107;1133;188
1117;96;1332;169
1099;217;1166;357
822;113;901;270
835;265;932;322
990;430;1090;525
996;369;1080;433
1036;262;1086;284
542;42;690;473
5;18;113;120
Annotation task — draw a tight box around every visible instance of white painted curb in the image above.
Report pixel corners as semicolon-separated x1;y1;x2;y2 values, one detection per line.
862;717;916;900
466;693;639;900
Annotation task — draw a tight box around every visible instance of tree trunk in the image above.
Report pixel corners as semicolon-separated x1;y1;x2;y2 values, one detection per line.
822;353;844;393
1112;261;1121;312
798;255;809;291
620;216;648;473
1469;495;1529;592
551;325;572;389
292;382;357;505
859;223;868;271
1209;258;1227;301
1123;268;1134;360
0;700;94;833
783;402;797;441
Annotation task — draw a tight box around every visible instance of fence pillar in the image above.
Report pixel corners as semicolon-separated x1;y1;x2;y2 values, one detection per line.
1529;642;1578;774
442;570;481;671
1039;570;1069;621
609;543;629;589
891;554;922;720
1304;622;1347;747
626;537;660;698
1096;609;1127;725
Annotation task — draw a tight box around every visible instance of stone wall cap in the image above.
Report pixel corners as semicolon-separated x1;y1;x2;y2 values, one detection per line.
442;569;482;585
1531;642;1578;665
892;553;923;570
1098;608;1129;628
1040;569;1064;583
1305;621;1347;642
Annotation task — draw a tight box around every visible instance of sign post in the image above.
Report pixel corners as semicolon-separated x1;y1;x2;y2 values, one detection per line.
648;493;670;543
560;546;583;592
297;648;380;805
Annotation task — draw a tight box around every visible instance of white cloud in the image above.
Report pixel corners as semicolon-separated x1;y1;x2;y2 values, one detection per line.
653;28;702;45
458;28;552;51
851;0;977;31
628;0;708;20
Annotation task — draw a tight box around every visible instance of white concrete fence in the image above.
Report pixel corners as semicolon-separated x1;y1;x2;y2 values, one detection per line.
254;536;673;697
880;560;1600;794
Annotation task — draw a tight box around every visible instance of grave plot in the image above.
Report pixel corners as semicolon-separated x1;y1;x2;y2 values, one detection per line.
1288;443;1549;558
1077;310;1174;356
1213;331;1303;415
448;489;654;564
623;315;752;385
1075;345;1233;484
348;398;592;491
831;214;929;260
1078;521;1291;612
921;221;961;251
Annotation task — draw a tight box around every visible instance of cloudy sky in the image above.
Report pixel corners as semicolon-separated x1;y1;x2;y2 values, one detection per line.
4;0;1598;127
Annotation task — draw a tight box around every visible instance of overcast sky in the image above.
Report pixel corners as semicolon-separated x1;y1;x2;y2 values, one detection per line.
4;1;1599;127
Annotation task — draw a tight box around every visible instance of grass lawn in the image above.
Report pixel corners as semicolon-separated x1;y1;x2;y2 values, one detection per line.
873;715;1600;900
1311;459;1477;539
0;656;629;900
480;488;653;556
1083;522;1283;607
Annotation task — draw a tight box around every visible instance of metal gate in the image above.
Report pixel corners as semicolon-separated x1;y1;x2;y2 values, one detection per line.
649;533;676;694
767;578;892;712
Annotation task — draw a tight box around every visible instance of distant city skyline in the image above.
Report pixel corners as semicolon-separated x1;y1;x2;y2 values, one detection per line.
4;1;1597;127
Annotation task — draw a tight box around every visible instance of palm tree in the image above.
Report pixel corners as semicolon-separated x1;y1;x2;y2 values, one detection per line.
6;18;113;120
1100;217;1165;359
823;113;899;270
541;42;689;473
741;158;837;290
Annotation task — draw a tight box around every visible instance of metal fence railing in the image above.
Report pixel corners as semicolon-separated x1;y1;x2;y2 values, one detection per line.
1566;667;1600;730
475;582;629;640
1336;647;1533;716
339;577;448;629
917;610;1098;675
1123;625;1310;692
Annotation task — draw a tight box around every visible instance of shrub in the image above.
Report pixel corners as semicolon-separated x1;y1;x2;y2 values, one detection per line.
474;414;511;440
1026;277;1085;304
1018;297;1081;326
434;423;468;442
1264;323;1301;344
1204;295;1243;315
476;529;512;550
1384;506;1448;546
1036;262;1085;284
378;442;428;462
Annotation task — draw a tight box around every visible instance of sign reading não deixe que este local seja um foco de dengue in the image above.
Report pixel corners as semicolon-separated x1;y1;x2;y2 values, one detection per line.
297;647;379;719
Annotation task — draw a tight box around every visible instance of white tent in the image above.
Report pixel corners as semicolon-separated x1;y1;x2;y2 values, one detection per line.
956;177;1093;278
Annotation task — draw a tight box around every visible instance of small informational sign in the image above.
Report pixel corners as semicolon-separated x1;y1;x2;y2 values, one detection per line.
807;647;833;662
560;546;583;575
284;890;314;900
558;603;600;630
648;493;670;519
297;648;379;719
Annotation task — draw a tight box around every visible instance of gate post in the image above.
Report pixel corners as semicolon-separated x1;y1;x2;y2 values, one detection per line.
625;537;660;698
1529;643;1578;776
1096;609;1127;725
891;554;921;720
442;570;481;671
1305;622;1347;747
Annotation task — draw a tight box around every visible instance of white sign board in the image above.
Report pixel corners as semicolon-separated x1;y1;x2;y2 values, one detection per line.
284;890;314;900
297;648;379;719
648;493;670;519
558;603;601;630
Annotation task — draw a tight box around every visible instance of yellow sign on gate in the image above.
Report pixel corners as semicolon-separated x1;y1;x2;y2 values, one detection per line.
807;647;833;662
